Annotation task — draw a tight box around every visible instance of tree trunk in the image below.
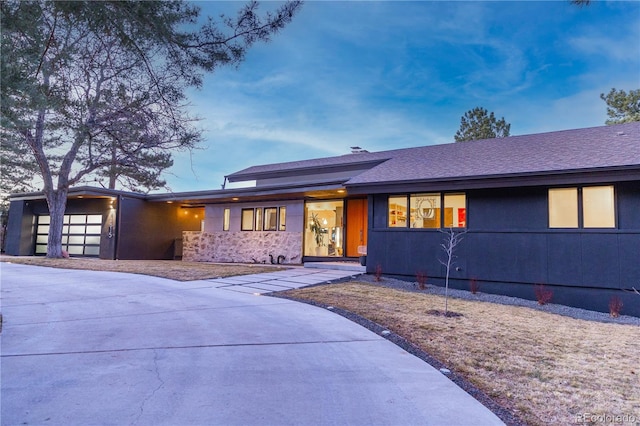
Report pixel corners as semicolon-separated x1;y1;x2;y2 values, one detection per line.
108;142;117;189
45;189;68;258
444;255;451;315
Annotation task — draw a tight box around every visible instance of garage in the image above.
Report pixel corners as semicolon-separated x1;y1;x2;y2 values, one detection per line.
35;214;103;257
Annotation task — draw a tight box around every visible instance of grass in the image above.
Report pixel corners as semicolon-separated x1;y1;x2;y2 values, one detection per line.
281;282;640;426
0;256;285;281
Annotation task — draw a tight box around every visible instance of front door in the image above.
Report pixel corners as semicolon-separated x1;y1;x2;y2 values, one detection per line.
346;198;367;257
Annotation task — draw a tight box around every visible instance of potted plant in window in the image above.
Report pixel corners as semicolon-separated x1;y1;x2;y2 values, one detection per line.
309;213;326;255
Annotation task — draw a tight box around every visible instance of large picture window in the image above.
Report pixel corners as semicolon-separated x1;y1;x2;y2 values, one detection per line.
583;186;615;228
410;193;440;228
389;193;466;229
304;201;344;257
549;188;578;228
549;186;615;229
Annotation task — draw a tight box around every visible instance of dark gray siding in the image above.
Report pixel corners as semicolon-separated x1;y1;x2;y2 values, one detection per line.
367;181;640;316
4;196;202;260
5;198;114;257
116;197;202;260
5;200;36;256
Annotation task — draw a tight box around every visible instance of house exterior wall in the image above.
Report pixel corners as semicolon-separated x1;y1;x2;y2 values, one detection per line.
203;200;304;233
181;200;304;264
5;200;36;256
116;197;202;260
366;181;640;316
5;198;115;257
4;196;202;260
182;231;303;264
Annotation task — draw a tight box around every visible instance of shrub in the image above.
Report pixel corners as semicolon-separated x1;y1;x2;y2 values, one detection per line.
416;271;428;290
534;284;553;305
374;264;383;282
469;277;480;294
609;296;623;318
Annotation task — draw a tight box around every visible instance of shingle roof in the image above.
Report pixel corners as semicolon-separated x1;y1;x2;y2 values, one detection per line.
346;123;640;187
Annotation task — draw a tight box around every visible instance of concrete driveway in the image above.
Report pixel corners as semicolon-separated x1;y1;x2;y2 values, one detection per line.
1;263;504;425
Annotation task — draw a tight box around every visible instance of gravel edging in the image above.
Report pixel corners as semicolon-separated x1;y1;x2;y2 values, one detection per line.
269;288;526;426
354;274;640;326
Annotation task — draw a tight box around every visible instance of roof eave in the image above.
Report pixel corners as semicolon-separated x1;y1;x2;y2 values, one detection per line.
149;180;348;204
345;165;640;195
8;186;145;201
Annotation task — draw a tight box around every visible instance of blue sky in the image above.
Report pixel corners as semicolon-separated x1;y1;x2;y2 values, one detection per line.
165;0;640;193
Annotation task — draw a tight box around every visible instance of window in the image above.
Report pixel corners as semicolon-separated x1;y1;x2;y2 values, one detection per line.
241;209;254;231
549;188;578;228
264;207;278;231
389;193;466;229
255;208;263;231
240;206;287;231
583;186;615;228
304;201;344;257
223;208;230;231
388;196;407;227
279;207;286;231
410;193;440;228
444;194;467;228
548;186;615;229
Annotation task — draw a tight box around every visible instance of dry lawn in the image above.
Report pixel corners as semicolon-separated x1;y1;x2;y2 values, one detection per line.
283;282;640;426
0;256;285;281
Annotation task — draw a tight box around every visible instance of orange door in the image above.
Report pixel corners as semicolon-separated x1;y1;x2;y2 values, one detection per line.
346;199;368;257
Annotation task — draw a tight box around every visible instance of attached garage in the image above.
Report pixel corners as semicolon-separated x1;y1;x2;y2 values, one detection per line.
35;214;103;256
5;187;203;260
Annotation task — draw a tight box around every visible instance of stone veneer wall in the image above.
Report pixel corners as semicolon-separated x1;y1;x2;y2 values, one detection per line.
182;231;303;264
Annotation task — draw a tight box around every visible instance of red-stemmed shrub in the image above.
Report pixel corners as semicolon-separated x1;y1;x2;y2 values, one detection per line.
374;264;383;282
609;296;623;318
469;278;480;294
416;271;428;290
534;284;553;305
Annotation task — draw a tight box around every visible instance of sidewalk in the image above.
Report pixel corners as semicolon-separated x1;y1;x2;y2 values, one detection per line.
204;266;362;294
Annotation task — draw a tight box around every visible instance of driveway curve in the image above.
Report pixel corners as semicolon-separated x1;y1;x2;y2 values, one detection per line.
1;263;503;425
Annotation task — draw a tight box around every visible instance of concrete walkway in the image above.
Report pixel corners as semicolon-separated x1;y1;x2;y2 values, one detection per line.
204;266;363;294
1;263;504;426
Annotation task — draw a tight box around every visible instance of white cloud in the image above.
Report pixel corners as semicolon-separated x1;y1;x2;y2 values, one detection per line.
161;1;640;193
567;22;640;63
